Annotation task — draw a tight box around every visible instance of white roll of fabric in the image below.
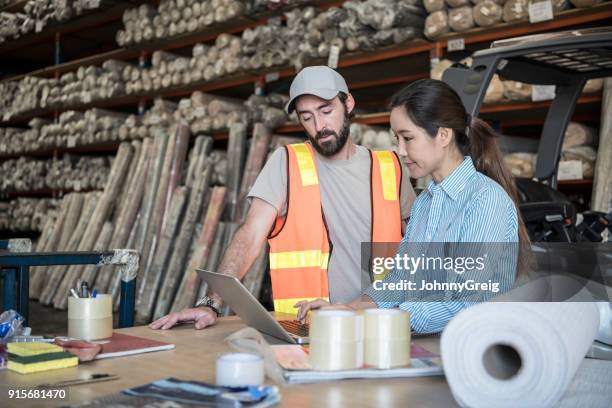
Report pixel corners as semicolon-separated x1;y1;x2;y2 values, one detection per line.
440;274;607;407
441;301;600;407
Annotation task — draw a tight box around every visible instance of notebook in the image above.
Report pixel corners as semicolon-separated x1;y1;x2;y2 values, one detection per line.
271;343;444;384
94;333;175;360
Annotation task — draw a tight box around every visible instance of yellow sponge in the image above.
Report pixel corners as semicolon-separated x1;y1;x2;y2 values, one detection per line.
7;342;63;357
7;354;78;374
7;343;78;374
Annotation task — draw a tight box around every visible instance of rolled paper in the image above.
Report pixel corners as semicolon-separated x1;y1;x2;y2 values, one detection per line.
441;291;600;406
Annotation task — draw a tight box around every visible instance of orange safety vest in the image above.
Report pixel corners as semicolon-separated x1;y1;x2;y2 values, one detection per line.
268;143;403;315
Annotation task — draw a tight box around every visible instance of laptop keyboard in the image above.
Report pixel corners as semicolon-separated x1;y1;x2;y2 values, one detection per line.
278;320;309;337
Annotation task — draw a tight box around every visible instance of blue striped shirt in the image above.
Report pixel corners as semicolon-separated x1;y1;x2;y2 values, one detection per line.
365;156;519;333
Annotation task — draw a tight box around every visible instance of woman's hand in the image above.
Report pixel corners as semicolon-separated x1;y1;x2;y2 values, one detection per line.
294;299;353;323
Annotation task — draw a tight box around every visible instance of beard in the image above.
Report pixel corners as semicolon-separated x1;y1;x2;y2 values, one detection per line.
307;107;351;157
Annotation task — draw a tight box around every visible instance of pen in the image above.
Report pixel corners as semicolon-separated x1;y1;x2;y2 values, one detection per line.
37;374;119;388
92;289;97;298
70;288;80;299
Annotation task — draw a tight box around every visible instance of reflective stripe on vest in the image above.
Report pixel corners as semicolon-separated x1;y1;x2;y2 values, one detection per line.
269;250;330;270
291;143;318;186
373;151;398;201
268;143;402;316
370;149;403;281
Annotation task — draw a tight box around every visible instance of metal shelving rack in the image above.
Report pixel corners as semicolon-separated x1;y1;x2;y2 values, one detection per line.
0;0;609;207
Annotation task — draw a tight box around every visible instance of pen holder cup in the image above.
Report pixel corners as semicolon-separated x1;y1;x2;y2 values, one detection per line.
68;294;113;340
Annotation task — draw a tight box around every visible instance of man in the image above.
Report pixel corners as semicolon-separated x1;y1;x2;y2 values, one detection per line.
150;66;415;330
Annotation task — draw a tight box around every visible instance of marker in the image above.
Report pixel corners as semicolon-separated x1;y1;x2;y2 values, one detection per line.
92;289;97;298
80;282;89;298
70;288;80;299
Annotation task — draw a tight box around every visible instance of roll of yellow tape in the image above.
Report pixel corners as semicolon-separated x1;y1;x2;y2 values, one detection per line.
364;309;411;368
309;310;363;370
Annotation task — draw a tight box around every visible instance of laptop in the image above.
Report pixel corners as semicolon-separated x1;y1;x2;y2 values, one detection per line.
197;269;309;344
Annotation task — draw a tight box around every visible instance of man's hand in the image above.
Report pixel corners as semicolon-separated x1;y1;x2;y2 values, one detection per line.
294;299;353;323
55;338;102;362
149;307;217;330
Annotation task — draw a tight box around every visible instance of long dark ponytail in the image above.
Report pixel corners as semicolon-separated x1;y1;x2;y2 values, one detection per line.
390;79;530;277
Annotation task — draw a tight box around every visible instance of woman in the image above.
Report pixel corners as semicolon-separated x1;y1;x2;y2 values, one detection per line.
296;79;530;333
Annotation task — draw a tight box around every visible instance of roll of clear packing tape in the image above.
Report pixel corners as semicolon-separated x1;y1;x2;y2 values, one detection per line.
309;310;363;370
364;309;411;368
309;310;363;342
364;309;410;339
309;339;364;371
68;294;112;340
216;353;264;387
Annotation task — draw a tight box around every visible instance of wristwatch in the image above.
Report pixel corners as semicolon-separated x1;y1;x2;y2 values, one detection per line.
195;296;221;317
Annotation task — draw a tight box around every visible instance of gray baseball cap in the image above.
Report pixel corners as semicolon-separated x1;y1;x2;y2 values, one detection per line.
285;66;349;114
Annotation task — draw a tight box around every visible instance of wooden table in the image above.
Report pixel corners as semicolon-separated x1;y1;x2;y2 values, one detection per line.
0;317;457;407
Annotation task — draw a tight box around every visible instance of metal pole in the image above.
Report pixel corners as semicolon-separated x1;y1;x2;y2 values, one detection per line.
2;267;16;313
119;278;136;328
54;32;62;65
17;265;29;325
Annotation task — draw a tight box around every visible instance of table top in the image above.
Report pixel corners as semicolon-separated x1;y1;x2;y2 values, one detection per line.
0;317;457;407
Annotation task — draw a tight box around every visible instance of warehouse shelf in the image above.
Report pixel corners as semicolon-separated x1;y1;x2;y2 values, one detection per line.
0;39;433;127
1;4;607;128
480;94;602;114
0;92;601;160
435;2;612;55
557;178;594;192
0;0;154;78
274;94;603;132
0;131;229;160
5;1;611;83
558;179;594;186
123;0;345;53
498;113;601;131
0;1;146;55
0;0;26;13
0;229;41;240
0;1;607;207
0;141;120;160
1;187;102;199
1;0;345;82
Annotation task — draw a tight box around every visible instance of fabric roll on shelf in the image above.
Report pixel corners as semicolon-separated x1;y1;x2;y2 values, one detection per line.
502;0;530;22
448;6;474;32
502;80;532;101
503;152;537;177
473;0;503;27
0;0;103;44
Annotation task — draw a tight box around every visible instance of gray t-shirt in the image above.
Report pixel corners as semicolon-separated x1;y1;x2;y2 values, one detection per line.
248;144;415;303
